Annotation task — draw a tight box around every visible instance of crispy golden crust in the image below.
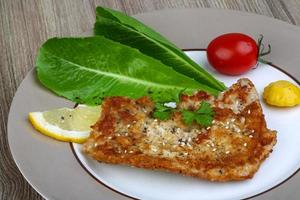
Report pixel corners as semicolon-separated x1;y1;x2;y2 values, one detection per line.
83;79;277;181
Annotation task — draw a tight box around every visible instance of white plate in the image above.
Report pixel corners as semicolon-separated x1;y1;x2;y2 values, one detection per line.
71;50;300;200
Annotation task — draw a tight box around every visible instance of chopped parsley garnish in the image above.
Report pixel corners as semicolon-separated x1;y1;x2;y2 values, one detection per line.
182;102;214;127
153;101;214;127
153;103;175;120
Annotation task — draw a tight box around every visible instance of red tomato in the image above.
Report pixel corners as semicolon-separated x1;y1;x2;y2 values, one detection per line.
207;33;258;75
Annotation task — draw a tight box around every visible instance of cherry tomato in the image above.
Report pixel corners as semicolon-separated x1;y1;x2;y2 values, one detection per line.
207;33;258;75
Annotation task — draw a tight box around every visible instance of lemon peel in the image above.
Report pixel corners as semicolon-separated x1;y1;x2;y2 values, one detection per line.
28;105;101;143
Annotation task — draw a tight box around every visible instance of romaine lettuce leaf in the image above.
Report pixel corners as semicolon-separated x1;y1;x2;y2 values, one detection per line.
94;6;226;91
36;36;218;105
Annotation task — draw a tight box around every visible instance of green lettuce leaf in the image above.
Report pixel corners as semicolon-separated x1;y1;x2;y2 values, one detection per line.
36;36;218;105
94;6;226;91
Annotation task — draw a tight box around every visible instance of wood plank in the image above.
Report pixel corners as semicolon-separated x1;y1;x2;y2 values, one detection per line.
1;0;300;199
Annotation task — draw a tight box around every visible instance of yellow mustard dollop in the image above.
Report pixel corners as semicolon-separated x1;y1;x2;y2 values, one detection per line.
263;80;300;107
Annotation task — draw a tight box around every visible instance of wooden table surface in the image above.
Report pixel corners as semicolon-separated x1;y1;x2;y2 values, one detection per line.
1;0;300;199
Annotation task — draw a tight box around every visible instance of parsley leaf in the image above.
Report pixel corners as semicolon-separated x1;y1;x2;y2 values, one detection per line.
182;102;214;126
153;101;214;126
181;110;195;124
196;101;213;114
153;103;175;120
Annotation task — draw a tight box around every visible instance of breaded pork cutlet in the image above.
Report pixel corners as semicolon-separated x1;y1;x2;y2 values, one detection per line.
83;78;277;181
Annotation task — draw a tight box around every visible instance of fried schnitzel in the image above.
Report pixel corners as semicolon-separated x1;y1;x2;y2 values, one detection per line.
83;78;276;181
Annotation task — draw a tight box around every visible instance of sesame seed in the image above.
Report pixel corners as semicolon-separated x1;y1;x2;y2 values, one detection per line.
211;143;215;147
162;142;165;146
154;119;158;122
206;127;211;130
212;148;217;152
225;151;230;154
251;130;255;133
151;147;158;152
107;136;112;140
129;150;134;153
133;120;137;123
244;143;247;147
226;121;230;125
116;149;122;153
249;135;253;138
183;152;188;156
127;124;131;128
233;126;241;132
231;118;235;122
206;144;210;147
212;120;216;124
124;150;127;153
240;117;245;124
248;110;251;114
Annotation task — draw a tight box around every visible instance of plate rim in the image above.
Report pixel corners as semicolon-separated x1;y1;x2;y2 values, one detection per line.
69;49;300;200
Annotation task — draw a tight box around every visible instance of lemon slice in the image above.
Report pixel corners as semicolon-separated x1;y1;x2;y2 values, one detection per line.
28;105;101;143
